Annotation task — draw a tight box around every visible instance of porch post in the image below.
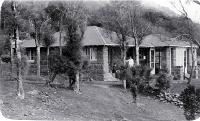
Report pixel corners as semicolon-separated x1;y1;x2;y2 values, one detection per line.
166;47;171;74
149;48;155;74
194;49;198;79
103;46;109;81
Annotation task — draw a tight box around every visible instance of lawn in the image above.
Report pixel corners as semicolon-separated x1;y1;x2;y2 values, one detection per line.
0;77;186;121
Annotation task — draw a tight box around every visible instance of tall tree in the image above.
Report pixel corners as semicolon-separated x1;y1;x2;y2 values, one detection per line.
17;1;49;78
45;2;66;56
62;1;87;93
126;1;153;65
171;0;200;84
100;2;130;65
12;1;24;99
40;22;55;76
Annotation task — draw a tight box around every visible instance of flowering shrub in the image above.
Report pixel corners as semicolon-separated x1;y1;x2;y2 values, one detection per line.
158;92;183;108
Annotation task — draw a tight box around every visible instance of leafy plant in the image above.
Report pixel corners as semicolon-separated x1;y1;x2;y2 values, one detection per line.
46;51;69;86
1;54;11;63
179;85;197;120
155;71;171;93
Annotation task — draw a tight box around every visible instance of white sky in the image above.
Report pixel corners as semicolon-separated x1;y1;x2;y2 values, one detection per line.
0;0;200;23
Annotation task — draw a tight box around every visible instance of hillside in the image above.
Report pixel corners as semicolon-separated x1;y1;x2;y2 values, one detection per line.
0;79;186;121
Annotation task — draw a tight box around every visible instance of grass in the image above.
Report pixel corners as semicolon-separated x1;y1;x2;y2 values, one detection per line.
0;77;186;121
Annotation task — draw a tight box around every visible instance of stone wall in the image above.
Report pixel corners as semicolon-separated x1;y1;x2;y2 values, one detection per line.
83;46;104;81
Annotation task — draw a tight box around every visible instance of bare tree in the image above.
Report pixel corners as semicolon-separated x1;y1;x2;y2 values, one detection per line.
126;1;152;65
100;2;130;65
18;1;50;78
171;0;200;84
12;2;24;99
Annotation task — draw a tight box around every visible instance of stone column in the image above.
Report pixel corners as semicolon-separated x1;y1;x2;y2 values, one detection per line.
166;47;171;74
103;46;109;80
194;49;198;79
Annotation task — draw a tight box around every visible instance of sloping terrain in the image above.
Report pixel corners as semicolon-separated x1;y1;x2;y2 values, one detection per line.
0;79;186;121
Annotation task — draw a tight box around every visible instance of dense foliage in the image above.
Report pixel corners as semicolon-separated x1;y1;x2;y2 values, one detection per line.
155;71;171;93
1;54;11;63
179;85;198;120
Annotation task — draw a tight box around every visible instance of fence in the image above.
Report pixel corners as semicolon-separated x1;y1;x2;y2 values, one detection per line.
0;62;13;79
0;60;48;80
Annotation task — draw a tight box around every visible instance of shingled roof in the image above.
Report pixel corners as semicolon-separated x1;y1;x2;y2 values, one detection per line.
82;26;135;46
21;32;66;47
20;26;194;48
140;34;193;48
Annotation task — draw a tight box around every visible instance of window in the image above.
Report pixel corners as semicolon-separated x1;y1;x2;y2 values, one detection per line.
150;50;154;68
27;49;35;61
171;48;176;68
85;48;90;56
85;47;97;61
90;48;97;61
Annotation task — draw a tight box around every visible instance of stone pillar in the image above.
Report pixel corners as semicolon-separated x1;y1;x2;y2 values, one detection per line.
103;46;109;80
194;49;198;79
166;47;171;74
149;48;155;74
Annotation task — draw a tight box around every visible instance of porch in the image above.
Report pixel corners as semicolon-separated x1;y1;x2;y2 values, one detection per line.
108;46;198;79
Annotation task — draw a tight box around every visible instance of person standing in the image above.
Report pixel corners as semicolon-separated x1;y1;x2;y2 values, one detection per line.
112;63;117;77
127;56;134;67
130;82;137;103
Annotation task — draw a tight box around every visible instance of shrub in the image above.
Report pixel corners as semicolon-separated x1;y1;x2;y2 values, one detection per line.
46;51;69;85
158;92;183;107
196;88;200;113
179;85;197;120
155;71;171;93
127;65;153;95
1;54;11;63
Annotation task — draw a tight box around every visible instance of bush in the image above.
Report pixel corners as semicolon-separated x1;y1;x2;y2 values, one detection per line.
1;54;11;63
155;71;171;93
179;85;197;120
126;65;153;95
158;92;183;107
48;51;69;75
46;51;69;85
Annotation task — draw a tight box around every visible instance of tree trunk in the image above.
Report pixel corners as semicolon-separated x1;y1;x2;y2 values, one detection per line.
59;20;62;56
188;47;194;85
123;50;126;65
47;46;50;76
75;71;80;94
135;39;139;65
10;38;13;79
16;36;24;99
46;72;56;86
37;46;40;77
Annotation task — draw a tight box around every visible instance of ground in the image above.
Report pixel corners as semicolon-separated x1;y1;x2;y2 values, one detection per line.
0;77;188;121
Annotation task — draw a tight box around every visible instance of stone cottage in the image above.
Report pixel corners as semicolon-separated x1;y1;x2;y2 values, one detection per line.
19;26;198;81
